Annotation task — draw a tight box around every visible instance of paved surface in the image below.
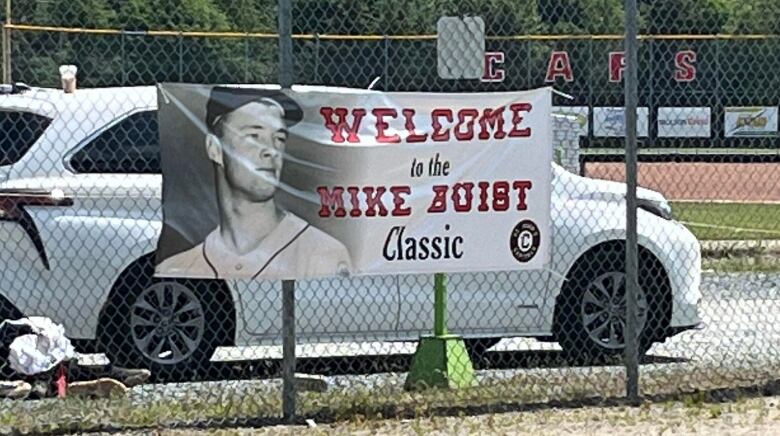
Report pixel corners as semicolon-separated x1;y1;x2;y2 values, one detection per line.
584;162;780;202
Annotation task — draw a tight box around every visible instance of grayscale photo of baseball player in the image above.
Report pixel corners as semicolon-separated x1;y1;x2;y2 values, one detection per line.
157;87;351;279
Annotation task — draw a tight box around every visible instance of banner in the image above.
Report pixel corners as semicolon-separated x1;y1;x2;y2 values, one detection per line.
593;107;649;137
724;107;778;138
657;107;711;138
154;84;553;280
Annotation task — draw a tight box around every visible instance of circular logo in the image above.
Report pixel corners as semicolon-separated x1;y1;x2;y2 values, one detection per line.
510;220;541;263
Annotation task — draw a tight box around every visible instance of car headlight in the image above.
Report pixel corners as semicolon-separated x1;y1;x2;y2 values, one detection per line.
637;198;673;220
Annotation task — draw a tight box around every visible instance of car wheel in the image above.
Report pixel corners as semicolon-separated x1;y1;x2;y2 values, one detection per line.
99;257;233;381
554;243;669;361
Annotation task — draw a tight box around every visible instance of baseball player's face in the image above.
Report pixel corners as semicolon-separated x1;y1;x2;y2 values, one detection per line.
218;102;286;202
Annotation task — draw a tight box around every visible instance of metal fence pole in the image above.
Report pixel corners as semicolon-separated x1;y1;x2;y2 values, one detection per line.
177;34;184;82
647;39;655;148
2;0;11;83
1;25;7;84
383;35;389;90
313;33;320;83
120;31;127;85
244;34;250;83
585;38;594;170
623;0;641;405
278;0;294;88
281;278;296;422
278;0;296;424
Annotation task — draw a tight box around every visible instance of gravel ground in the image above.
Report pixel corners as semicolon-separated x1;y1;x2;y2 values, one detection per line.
114;271;780;405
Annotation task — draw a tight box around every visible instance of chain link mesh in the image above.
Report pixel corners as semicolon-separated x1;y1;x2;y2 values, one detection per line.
1;0;780;432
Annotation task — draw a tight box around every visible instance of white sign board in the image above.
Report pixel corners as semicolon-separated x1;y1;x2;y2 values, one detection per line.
552;106;589;137
155;84;553;280
724;107;778;138
437;16;485;80
657;107;711;138
593;107;649;137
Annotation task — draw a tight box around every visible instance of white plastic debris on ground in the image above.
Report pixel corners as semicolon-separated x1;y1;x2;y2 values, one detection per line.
2;317;75;376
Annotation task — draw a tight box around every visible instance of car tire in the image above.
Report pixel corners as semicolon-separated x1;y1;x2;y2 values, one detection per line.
553;242;670;362
98;256;234;381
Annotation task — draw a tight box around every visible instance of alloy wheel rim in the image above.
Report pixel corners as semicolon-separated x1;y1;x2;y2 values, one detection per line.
580;271;648;350
130;282;205;365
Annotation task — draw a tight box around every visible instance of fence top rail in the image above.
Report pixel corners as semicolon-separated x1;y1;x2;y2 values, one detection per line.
4;23;780;41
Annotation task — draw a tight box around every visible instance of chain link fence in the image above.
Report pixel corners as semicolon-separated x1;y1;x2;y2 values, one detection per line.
1;0;780;432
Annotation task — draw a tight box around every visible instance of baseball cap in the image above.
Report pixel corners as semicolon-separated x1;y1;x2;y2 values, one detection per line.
206;86;304;132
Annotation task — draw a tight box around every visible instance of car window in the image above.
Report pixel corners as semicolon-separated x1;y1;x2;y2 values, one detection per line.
70;110;160;174
0;110;52;166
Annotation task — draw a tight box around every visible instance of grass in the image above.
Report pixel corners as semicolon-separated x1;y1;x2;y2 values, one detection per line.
671;202;780;240
5;363;780;434
307;395;780;435
702;254;780;272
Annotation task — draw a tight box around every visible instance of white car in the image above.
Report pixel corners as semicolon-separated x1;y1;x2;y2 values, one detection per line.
0;85;701;375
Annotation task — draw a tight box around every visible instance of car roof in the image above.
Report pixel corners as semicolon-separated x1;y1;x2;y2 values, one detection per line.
1;86;159;179
0;86;157;119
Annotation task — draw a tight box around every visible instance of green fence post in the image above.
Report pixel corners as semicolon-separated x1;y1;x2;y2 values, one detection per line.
433;272;447;336
405;273;475;391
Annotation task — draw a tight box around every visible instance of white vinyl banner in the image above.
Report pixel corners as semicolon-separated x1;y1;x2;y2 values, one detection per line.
657;107;711;138
593;107;649;137
154;84;553;280
724;107;778;138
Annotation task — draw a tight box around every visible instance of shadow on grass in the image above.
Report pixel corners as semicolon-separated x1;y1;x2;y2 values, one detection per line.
180;350;688;383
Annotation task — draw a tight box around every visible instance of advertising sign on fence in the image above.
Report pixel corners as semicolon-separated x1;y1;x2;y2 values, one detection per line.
593;106;649;137
552;106;589;137
724;107;779;138
154;84;553;280
657;107;711;138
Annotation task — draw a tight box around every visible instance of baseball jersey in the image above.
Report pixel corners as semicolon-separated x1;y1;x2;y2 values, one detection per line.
156;213;351;280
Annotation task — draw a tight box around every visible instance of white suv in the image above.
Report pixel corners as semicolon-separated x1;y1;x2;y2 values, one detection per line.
0;85;701;376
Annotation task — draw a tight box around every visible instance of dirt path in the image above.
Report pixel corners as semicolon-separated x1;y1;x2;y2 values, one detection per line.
585;162;780;202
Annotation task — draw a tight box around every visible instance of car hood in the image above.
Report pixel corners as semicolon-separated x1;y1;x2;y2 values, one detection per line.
552;163;667;204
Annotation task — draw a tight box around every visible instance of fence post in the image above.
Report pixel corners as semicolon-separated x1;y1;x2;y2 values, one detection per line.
120;31;127;85
278;0;294;88
647;38;655;147
244;34;250;83
584;38;594;174
177;33;184;82
2;0;11;83
525;40;531;88
277;0;296;424
383;35;389;90
623;0;641;405
313;33;320;83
